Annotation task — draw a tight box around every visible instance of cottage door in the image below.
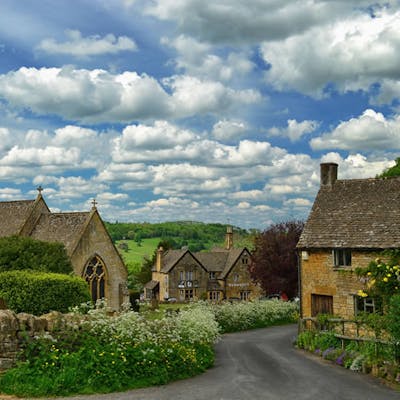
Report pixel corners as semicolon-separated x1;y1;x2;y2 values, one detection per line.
311;294;333;316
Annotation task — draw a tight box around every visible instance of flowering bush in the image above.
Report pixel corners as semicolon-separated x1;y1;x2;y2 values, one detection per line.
0;300;295;397
211;299;298;333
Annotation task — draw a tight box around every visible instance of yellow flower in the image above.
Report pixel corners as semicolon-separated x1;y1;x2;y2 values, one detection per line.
357;290;368;298
367;272;372;276
383;277;389;282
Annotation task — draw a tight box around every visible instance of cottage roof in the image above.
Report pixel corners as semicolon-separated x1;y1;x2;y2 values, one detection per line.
160;249;189;273
297;176;400;249
0;200;35;237
30;212;90;254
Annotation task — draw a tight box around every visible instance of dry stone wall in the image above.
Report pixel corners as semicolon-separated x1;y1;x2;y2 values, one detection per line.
0;309;75;370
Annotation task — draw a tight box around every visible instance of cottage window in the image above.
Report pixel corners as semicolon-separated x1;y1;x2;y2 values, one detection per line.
186;270;193;281
83;256;106;302
233;273;239;282
209;291;220;301
240;291;250;300
209;272;216;280
355;296;382;315
333;249;351;267
242;258;248;264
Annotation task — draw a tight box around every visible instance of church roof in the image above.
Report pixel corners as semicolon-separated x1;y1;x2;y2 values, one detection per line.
29;212;90;254
297;176;400;249
0;200;35;237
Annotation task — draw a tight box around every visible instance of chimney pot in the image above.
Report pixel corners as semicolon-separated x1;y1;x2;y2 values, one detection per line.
320;163;338;187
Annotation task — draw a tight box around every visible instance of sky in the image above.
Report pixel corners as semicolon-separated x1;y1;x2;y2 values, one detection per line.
0;0;399;230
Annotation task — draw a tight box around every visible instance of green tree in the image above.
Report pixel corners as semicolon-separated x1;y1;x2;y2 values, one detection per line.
0;236;73;274
378;157;400;178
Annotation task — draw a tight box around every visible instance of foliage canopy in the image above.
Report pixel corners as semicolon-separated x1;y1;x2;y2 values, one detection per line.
250;220;304;299
0;235;73;274
378;157;400;178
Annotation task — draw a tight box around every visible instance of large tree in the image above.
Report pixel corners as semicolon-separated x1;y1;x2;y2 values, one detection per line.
378;157;400;178
249;220;304;299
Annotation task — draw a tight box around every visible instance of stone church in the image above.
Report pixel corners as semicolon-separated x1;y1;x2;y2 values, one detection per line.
0;188;128;310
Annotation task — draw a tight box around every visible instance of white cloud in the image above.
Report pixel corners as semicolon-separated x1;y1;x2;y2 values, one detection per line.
162;35;254;81
261;9;400;98
0;187;23;200
164;75;261;117
119;121;196;150
0;67;260;123
311;109;400;150
37;29;137;57
268;119;319;142
320;152;395;179
212;119;247;141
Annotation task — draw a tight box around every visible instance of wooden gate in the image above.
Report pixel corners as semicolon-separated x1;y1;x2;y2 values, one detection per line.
311;294;333;316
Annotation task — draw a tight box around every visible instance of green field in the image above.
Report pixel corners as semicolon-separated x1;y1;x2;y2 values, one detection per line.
116;238;160;271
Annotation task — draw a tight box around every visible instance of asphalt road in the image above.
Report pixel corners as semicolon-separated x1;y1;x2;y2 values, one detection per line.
41;324;399;400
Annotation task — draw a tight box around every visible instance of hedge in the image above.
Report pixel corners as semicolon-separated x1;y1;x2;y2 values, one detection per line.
0;270;91;315
0;236;73;274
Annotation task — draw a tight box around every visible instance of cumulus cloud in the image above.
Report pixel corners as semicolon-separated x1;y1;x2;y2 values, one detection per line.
164;75;261;117
268;119;319;142
37;29;137;57
212;119;248;141
261;9;400;97
0;67;260;123
145;0;361;45
320;152;395;179
311;109;400;151
162;35;254;80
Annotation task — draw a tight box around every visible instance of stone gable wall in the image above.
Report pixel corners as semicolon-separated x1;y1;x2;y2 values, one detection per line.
0;309;77;370
72;212;128;310
300;249;381;319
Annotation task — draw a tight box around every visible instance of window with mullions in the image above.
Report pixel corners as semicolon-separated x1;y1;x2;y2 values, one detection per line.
83;256;106;302
333;249;351;267
355;295;382;315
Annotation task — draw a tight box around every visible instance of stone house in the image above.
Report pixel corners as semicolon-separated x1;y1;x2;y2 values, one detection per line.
297;163;400;320
145;227;262;302
0;189;128;310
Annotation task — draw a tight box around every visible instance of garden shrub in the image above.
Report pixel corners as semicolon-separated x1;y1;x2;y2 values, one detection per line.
0;235;73;274
0;270;90;315
212;299;298;333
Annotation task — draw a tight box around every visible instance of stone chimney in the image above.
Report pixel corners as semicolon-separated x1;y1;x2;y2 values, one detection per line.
225;226;233;250
320;163;338;187
156;246;164;272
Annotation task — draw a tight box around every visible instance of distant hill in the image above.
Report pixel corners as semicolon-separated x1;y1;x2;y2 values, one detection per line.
105;221;256;267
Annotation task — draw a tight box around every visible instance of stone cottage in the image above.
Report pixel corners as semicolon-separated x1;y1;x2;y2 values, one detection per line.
145;227;262;302
297;163;400;320
0;189;128;310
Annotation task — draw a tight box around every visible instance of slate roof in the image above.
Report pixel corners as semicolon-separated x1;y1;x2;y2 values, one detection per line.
297;177;400;249
0;200;35;237
29;212;90;254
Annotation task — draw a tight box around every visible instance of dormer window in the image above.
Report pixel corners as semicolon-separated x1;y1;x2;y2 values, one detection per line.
209;272;216;280
333;249;351;267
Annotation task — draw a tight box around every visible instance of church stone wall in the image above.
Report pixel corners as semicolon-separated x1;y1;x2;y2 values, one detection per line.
71;212;128;310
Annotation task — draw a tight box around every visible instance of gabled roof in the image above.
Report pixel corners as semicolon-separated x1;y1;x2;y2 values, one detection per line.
160;249;191;273
30;212;90;254
298;176;400;249
0;200;35;237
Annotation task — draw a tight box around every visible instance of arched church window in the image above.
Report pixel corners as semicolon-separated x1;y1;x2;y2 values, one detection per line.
83;256;106;302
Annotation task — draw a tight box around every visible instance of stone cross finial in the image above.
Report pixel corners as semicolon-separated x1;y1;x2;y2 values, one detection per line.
91;198;98;209
37;185;43;194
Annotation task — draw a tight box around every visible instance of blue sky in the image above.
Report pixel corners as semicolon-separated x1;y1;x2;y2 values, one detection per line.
0;0;399;229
